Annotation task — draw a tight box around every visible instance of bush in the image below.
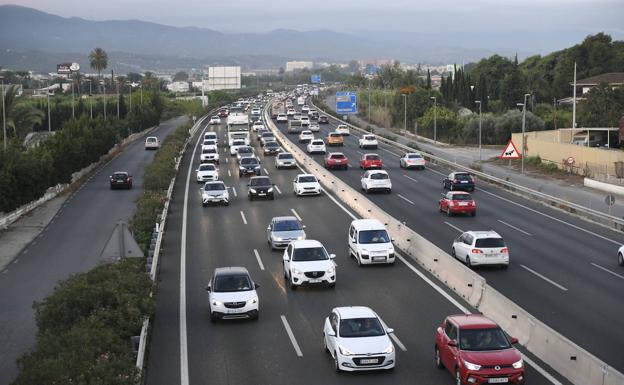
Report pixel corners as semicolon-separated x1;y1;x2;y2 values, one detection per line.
406;141;421;151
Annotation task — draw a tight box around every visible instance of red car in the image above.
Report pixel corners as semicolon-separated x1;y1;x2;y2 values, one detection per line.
439;191;476;217
324;152;349;170
359;153;383;170
435;314;524;385
218;108;229;118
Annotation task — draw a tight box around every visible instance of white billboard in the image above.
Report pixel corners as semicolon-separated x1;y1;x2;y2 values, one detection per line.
205;66;241;91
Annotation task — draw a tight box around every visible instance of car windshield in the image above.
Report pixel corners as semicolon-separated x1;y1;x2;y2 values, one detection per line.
364;136;375;140
451;194;472;201
199;164;215;171
301;131;311;135
279;154;293;159
298;176;317;183
459;328;511;351
339;317;385;338
147;138;156;142
274;219;302;232
370;173;388;180
204;183;225;191
233;141;245;146
241;158;258;165
213;274;252;292
408;154;422;159
475;238;506;248
238;148;253;154
202;148;216;154
266;142;278;148
292;246;328;261
358;229;390;244
455;173;472;181
366;155;380;160
262;133;274;138
250;178;271;186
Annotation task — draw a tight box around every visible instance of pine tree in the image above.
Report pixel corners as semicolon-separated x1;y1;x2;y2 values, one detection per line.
426;69;432;90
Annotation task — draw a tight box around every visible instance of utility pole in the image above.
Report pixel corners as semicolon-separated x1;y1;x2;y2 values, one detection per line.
71;74;75;119
140;82;143;105
518;93;530;174
88;79;93;120
1;76;6;150
572;62;577;129
402;94;407;132
430;96;437;144
368;78;371;123
103;81;107;120
129;83;132;113
47;80;51;132
475;100;482;162
116;76;120;119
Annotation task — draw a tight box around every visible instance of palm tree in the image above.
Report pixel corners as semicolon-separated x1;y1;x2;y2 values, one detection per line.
88;48;108;81
1;85;44;141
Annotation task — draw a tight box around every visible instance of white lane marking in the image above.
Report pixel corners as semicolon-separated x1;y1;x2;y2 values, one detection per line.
231;187;237;197
274;185;282;194
280;315;303;357
264;168;269;175
444;221;464;233
520;354;563;385
240;211;248;224
179;123;206;385
1;269;7;274
253;249;265;271
520;265;568;291
225;157;229;163
397;194;415;205
389;333;407;352
381;148;401;157
403;174;419;183
427;168;446;177
497;219;532;236
227;169;231;177
479;187;621;246
348;163;353;168
290;208;302;221
356;150;364;155
590;262;624;280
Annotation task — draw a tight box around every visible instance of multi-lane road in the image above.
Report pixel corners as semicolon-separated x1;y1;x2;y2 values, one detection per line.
0;116;187;384
146;116;563;384
274;104;624;372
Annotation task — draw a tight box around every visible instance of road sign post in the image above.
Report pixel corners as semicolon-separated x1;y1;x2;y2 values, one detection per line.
336;91;357;114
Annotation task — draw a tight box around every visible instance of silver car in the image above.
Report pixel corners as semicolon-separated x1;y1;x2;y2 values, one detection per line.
267;216;306;250
275;152;296;169
201;181;229;206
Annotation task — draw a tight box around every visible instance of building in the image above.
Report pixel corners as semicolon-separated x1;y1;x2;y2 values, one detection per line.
204;66;241;91
166;81;190;93
285;61;313;72
573;72;624;95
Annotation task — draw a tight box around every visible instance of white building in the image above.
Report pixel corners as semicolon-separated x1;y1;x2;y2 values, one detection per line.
166;81;190;93
286;61;313;72
204;66;241;91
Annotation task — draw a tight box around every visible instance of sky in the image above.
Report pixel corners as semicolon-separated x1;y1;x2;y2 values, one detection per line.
1;0;623;37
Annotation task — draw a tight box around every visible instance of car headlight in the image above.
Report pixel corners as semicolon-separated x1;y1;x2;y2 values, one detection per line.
463;360;481;371
339;346;356;356
212;300;223;307
296;235;305;240
512;359;524;369
268;187;274;193
382;344;394;354
292;268;302;275
249;188;257;193
327;266;335;274
247;297;258;305
274;236;283;241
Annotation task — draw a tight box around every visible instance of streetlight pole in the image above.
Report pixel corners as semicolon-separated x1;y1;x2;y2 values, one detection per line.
475;100;482;163
46;80;51;132
129;83;132;114
116;77;120;119
402;94;407;132
430;96;437;144
1;77;6;151
103;81;107;120
71;74;75;119
88;79;93;120
140;81;143;105
519;93;530;174
368;78;371;123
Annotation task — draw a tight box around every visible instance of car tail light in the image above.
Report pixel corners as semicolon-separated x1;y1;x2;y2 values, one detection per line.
470;176;475;183
448;201;455;206
453;179;459;183
500;248;508;253
471;249;483;254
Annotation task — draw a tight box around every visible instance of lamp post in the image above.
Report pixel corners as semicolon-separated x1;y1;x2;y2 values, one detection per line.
46;80;51;132
430;96;437;144
517;93;530;174
402;94;407;132
71;74;75;119
368;78;371;123
102;80;107;120
116;77;120;119
85;78;93;120
1;76;6;150
475;100;482;163
139;81;143;105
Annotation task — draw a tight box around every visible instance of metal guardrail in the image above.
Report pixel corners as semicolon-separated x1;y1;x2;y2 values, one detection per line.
311;101;624;232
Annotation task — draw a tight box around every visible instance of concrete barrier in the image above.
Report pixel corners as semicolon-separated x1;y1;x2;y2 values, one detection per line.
585;177;624;197
264;105;624;385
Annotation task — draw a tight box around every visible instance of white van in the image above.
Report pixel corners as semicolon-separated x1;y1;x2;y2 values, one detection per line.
145;136;160;150
348;219;395;265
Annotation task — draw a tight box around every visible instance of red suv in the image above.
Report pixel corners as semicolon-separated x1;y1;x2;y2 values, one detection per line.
359;153;383;170
218;108;229;118
324;152;349;170
435;314;524;385
439;191;476;217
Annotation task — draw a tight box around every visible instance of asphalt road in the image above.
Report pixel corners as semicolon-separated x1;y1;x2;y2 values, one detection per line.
273;104;624;372
0;116;187;384
146;117;561;385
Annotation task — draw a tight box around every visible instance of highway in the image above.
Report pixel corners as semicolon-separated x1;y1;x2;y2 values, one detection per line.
146;116;561;385
0;116;187;384
272;104;624;372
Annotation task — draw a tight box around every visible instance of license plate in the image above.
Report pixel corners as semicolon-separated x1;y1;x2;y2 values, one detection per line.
360;358;378;364
461;180;468;183
458;202;468;206
308;278;321;283
372;256;386;261
226;308;243;314
488;379;509;383
258;193;266;196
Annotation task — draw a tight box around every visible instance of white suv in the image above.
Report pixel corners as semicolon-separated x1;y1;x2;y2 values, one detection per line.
348;219;395;265
200;146;219;164
252;121;265;132
361;170;391;194
206;267;259;321
196;163;219;183
307;139;326;154
359;134;378;149
299;130;314;143
300;116;310;126
293;174;322;196
283;240;336;290
451;231;509;268
277;113;288;122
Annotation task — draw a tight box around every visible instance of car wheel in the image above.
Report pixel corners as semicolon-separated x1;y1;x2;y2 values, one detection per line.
290;278;297;290
328;282;336;289
323;335;329;353
466;256;472;267
619;253;624;266
356;254;362;266
209;311;217;323
400;162;404;168
334;352;341;372
252;312;259;321
239;172;243;177
216;160;220;165
249;195;253;201
471;211;476;217
447;208;452;217
439;204;444;212
455;368;463;385
451;247;456;259
435;346;444;369
365;187;369;194
387;189;391;194
501;264;509;270
224;201;229;206
270;195;275;200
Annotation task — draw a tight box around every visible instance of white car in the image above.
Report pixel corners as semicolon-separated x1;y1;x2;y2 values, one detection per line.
300;116;310;126
348;219;395;265
229;139;246;156
299;130;314;143
196;163;219;183
336;124;350;135
252;121;265;132
276;114;288;123
361;170;391;194
282;240;336;290
399;153;426;169
200;146;219;164
359;134;378;149
202;139;218;149
200;181;229;206
145;136;160;150
323;306;396;372
301;105;310;114
206;267;258;321
293;174;322;196
209;115;221;125
452;231;509;268
619;245;624;266
309;123;320;132
307;139;326;154
275;152;297;169
204;132;218;142
293;113;302;121
287;108;296;116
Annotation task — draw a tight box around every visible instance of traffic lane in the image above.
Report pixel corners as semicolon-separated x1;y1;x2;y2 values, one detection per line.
0;116;188;384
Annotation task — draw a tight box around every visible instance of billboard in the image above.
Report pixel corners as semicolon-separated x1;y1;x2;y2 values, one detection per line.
336;91;357;114
205;66;241;91
57;62;80;75
311;74;321;84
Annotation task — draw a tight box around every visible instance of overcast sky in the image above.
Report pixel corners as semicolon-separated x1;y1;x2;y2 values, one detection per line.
2;0;623;36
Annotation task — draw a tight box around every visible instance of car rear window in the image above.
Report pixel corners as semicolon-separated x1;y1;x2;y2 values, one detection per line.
330;133;341;137
366;155;380;160
274;220;302;231
455;173;472;181
475;238;505;248
408;154;422;159
331;154;345;159
452;194;472;201
370;173;388;180
113;173;127;179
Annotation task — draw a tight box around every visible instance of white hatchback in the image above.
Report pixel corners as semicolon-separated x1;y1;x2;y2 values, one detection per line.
451;231;509;268
335;124;350;135
307;139;326;154
299;130;314;143
309;123;320;132
359;134;378;149
323;306;395;372
276;114;288;123
293;174;322;196
196;163;219;183
252;121;265;132
283;240;336;290
361;170;392;194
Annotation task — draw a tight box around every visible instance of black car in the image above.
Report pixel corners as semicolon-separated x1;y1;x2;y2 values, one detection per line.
248;176;275;200
443;172;475;191
319;115;330;124
239;157;261;177
110;171;132;189
263;141;281;155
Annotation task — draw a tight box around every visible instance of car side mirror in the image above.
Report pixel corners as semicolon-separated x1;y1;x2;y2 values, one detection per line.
386;328;394;334
302;225;306;229
247;184;251;187
448;340;458;347
329;254;336;259
205;285;211;292
391;238;395;242
510;337;518;344
327;330;336;337
267;226;271;230
283;255;289;261
441;193;446;197
254;283;260;289
109;175;112;178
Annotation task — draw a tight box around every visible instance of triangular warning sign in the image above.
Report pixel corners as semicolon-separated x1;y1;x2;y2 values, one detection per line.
500;139;521;159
